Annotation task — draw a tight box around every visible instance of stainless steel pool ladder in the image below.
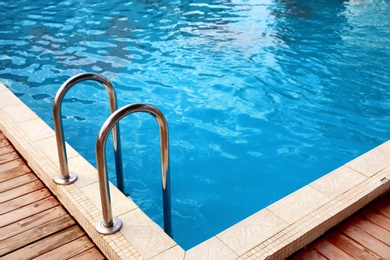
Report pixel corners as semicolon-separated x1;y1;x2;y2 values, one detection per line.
95;103;172;237
52;73;124;192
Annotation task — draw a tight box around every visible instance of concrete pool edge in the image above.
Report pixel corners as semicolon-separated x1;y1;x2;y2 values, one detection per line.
1;82;389;259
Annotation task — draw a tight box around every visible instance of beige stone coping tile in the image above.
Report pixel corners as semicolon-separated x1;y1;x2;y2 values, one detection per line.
0;85;23;106
378;140;390;154
35;135;79;163
68;155;100;188
119;208;177;259
33;154;60;180
186;237;238;260
18;117;55;141
367;166;390;186
346;146;390;177
98;226;143;260
80;181;138;219
61;181;102;222
267;185;330;225
216;208;288;256
384;167;390;179
150;245;185;260
310;165;367;199
318;168;390;223
2;102;38;123
0;83;7;92
112;236;145;260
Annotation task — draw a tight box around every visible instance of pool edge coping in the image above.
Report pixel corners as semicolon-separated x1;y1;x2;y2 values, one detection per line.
1;82;389;259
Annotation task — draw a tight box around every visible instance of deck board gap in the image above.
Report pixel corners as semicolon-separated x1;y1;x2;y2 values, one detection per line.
0;164;32;183
0;187;52;215
0;132;106;259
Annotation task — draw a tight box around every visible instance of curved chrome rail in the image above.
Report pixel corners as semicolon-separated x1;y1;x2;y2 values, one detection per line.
95;103;172;237
52;73;124;189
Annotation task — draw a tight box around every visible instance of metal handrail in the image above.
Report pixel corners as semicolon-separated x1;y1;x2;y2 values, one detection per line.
95;103;172;237
52;73;124;190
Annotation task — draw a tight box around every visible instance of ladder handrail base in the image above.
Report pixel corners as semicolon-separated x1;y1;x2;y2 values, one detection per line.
96;217;122;235
53;172;78;185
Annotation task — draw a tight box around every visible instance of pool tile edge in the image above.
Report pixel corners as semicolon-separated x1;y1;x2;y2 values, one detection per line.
1;82;389;259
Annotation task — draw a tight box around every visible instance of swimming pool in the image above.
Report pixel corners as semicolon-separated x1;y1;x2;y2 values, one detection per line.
1;0;389;249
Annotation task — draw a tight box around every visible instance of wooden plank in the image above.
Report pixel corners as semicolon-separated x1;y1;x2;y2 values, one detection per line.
0;206;68;241
0;214;76;256
311;239;354;259
0;172;38;193
376;197;390;219
68;247;106;260
289;246;327;260
0;164;31;183
0;137;10;148
0;151;19;164
287;254;302;260
362;208;390;232
0;180;44;203
0;145;14;156
0;158;26;172
326;230;382;260
366;193;390;218
338;222;390;259
34;235;96;260
0;132;105;260
349;215;390;246
2;225;85;260
0;188;52;214
0;196;60;227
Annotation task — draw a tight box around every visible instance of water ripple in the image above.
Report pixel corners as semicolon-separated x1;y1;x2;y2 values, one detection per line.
0;0;389;250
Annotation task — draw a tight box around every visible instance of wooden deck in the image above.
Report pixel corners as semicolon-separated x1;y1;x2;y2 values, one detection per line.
0;131;106;259
289;191;390;260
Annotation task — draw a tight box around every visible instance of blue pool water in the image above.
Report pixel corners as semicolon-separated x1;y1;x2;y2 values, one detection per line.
1;0;389;249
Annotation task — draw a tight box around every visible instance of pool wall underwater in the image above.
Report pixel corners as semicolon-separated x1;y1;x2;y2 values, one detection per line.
1;82;389;259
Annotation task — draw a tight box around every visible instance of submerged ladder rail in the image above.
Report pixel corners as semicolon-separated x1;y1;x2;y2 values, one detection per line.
95;103;172;237
52;72;124;190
